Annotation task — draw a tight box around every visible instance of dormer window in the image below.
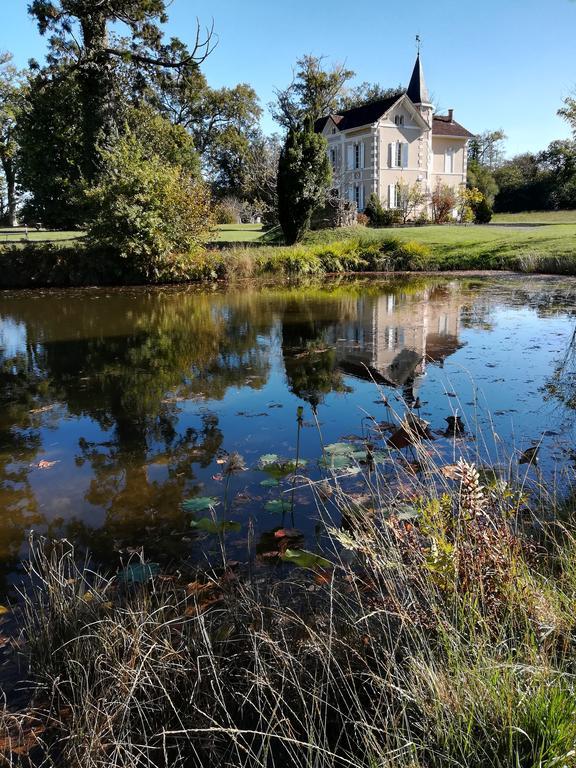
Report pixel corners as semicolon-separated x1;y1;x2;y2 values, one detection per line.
394;115;404;126
331;127;337;134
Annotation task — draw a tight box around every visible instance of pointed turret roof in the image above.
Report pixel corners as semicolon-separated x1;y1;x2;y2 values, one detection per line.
406;53;430;105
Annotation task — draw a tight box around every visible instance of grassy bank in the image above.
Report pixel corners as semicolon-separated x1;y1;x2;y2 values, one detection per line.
4;433;576;767
1;221;576;287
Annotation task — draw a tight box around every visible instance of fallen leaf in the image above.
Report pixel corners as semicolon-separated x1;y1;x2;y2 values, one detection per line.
37;459;60;470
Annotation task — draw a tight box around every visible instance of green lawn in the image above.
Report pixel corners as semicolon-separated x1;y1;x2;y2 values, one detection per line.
304;222;576;266
0;228;84;245
491;210;576;224
213;224;265;242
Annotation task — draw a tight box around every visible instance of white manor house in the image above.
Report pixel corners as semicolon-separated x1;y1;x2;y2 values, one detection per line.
314;53;474;215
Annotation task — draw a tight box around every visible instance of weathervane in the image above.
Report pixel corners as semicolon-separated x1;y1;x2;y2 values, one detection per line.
416;34;421;54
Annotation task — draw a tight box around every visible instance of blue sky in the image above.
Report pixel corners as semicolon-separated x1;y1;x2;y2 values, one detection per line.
4;0;576;156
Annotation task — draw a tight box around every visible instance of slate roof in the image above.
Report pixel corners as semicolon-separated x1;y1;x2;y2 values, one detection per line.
314;95;401;133
406;54;430;104
432;115;474;138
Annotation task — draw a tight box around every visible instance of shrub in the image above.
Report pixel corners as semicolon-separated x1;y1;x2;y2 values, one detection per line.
86;132;214;282
277;124;332;244
365;194;402;227
431;182;457;223
356;212;369;226
214;199;241;225
474;196;494;224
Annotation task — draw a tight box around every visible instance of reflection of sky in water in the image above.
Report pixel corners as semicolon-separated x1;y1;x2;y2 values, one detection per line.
1;276;576;593
0;318;27;357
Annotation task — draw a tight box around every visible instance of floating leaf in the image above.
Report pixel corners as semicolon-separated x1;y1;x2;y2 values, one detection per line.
265;499;292;514
319;454;355;469
259;453;279;466
118;563;160;584
325;442;356;455
182;496;219;513
261;458;307;479
260;478;280;487
280;549;332;569
190;518;241;534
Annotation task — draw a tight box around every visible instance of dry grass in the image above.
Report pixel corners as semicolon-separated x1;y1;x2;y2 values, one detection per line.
3;413;576;768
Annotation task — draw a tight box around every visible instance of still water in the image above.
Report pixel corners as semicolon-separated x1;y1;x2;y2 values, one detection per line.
1;275;576;594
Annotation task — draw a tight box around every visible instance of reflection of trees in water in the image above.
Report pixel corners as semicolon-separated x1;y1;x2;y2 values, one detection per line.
0;349;50;591
546;326;576;412
65;413;223;567
0;291;273;569
280;300;352;410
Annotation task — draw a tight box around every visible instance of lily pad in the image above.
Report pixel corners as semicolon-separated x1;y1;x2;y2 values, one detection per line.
260;478;280;487
261;458;307;479
325;442;357;455
265;499;292;514
259;453;279;466
319;453;355;469
118;562;160;584
190;518;241;534
280;548;332;569
182;496;219;513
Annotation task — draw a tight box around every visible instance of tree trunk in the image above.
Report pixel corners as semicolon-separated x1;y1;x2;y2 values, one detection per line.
1;157;16;226
79;13;115;179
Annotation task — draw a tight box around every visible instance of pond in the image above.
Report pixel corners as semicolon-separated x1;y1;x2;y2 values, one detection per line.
1;274;576;596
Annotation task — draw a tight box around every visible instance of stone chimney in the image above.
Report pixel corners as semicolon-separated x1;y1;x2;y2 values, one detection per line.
448;109;454;122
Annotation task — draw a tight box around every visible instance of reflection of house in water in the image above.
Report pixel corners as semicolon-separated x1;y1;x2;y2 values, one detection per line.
327;285;463;396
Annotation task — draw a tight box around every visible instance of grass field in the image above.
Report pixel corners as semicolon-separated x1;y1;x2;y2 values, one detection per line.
492;210;576;224
213;223;265;242
0;228;84;244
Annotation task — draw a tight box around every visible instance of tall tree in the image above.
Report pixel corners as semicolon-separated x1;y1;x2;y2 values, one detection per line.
277;122;331;244
142;58;262;194
271;55;354;130
337;82;404;111
467;129;507;169
0;53;26;226
17;65;87;227
558;94;576;137
28;0;215;179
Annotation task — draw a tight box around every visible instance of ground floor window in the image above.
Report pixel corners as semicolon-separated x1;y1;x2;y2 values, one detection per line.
354;184;365;211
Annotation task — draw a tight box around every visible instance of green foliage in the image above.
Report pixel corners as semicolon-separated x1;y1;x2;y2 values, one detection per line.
0;53;26;226
271;54;354;130
364;193;401;227
337;82;404;111
277;125;332;245
467;159;499;207
86;127;213;282
18;67;88;228
182;497;219;513
474;196;493;223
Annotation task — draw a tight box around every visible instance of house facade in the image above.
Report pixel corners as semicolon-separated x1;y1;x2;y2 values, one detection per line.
314;54;474;215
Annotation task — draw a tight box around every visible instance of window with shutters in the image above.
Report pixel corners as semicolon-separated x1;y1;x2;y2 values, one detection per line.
396;142;403;167
354;184;364;210
354;143;361;169
330;148;337;170
445;147;454;173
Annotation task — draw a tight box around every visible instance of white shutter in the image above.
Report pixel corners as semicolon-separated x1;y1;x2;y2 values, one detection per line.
360;142;365;169
388;184;396;208
402;142;409;168
444;150;449;174
388;142;394;168
347;145;354;170
347;186;354;202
